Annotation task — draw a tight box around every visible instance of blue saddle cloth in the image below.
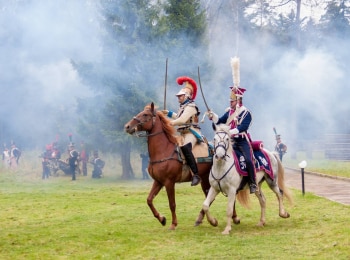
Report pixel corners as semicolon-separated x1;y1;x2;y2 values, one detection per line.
232;149;274;180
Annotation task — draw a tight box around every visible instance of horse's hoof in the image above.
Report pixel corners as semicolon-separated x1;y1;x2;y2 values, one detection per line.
194;221;202;227
221;228;231;235
168;224;176;230
233;218;240;225
279;212;290;218
257;222;265;227
160;217;166;226
210;219;218;227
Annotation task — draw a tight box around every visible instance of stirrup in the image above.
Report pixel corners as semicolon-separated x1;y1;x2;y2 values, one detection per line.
249;184;257;194
191;175;201;186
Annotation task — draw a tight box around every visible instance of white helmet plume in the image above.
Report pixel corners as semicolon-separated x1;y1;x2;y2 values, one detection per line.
230;56;240;88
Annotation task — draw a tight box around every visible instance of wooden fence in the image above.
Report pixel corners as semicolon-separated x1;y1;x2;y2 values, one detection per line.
324;134;350;161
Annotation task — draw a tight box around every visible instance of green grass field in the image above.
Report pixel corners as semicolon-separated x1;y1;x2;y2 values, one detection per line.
0;152;349;259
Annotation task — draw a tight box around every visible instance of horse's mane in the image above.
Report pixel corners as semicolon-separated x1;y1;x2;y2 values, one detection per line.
143;104;178;144
157;111;178;144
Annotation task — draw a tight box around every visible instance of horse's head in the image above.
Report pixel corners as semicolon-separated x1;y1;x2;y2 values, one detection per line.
124;102;157;135
213;124;232;161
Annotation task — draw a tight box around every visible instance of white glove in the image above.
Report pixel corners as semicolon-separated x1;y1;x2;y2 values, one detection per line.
206;111;218;123
229;128;239;136
161;110;169;116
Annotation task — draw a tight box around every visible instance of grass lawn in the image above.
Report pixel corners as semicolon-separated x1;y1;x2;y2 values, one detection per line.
0;157;349;260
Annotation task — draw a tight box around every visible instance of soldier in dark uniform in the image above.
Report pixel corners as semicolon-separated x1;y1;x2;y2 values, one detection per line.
209;87;257;194
140;153;149;180
91;151;104;178
68;143;79;181
10;143;21;169
275;135;287;161
41;145;52;179
208;57;257;194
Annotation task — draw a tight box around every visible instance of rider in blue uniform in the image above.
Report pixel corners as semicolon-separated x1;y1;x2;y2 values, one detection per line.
208;86;257;194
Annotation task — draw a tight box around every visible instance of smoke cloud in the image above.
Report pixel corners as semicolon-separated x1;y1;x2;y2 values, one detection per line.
0;0;101;148
0;0;348;154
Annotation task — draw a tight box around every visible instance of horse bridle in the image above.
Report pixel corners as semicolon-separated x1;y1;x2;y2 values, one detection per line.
132;112;162;137
211;130;234;197
214;131;231;159
132;111;178;165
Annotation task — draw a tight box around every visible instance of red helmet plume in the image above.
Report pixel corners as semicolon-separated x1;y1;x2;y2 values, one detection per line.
176;76;197;100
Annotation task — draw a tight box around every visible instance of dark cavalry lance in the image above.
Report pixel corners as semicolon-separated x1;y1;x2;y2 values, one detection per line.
197;66;211;123
163;58;168;110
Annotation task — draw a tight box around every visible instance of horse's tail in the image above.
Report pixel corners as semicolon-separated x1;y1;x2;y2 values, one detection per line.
236;189;251;209
274;153;294;206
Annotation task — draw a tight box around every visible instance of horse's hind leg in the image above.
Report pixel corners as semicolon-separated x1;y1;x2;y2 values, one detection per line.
255;184;266;227
232;200;240;224
147;181;167;227
194;209;205;226
268;182;290;218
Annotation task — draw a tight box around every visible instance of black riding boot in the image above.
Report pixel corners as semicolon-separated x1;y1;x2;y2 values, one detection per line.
246;161;256;193
181;143;201;186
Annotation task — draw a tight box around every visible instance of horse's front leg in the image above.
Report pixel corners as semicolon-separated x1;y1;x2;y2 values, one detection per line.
195;180;211;226
147;181;166;227
255;184;266;227
202;187;219;227
222;189;236;235
164;183;178;230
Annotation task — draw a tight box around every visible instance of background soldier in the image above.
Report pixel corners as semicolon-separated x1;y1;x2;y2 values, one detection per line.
275;134;287;161
68;143;79;180
91;150;105;178
10;143;21;169
140;153;149;180
41;145;52;179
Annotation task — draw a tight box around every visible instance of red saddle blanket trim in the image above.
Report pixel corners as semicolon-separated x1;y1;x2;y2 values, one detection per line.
232;148;274;180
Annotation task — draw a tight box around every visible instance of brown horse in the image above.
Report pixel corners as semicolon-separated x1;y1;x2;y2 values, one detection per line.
124;102;213;230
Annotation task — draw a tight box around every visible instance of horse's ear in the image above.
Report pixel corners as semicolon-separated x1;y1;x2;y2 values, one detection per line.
151;102;155;115
212;123;216;131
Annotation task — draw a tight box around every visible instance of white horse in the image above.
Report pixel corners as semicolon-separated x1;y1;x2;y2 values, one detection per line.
202;124;293;235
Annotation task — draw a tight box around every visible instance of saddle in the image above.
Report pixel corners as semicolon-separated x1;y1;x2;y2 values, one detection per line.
177;134;213;181
177;134;213;163
232;141;274;180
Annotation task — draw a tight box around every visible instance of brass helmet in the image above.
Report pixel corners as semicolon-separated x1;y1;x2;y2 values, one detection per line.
175;76;198;100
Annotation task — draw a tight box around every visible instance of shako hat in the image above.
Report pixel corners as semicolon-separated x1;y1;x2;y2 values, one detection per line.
175;76;197;100
229;86;246;100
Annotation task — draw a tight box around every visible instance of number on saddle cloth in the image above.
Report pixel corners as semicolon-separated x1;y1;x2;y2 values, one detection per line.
233;148;274;179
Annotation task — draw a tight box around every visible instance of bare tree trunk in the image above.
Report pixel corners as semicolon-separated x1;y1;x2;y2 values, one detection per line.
120;140;134;179
296;0;302;49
